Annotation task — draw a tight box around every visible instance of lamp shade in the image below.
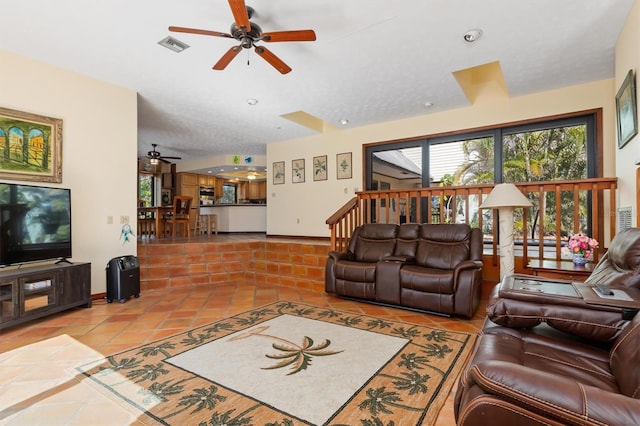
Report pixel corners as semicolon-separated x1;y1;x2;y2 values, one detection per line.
480;183;532;209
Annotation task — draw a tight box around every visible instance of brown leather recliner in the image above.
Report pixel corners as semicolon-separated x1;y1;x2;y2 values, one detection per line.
486;227;640;343
454;314;640;425
455;228;640;424
325;223;483;317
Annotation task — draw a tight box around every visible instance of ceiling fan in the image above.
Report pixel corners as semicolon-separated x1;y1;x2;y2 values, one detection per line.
147;144;182;165
169;0;316;74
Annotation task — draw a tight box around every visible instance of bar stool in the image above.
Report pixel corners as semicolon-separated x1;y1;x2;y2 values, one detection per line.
193;212;202;235
197;213;218;236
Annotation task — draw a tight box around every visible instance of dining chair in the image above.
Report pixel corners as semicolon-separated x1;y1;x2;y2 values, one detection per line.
163;195;193;238
137;199;155;236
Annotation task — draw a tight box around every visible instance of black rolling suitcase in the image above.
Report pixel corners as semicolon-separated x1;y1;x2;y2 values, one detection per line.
106;255;140;303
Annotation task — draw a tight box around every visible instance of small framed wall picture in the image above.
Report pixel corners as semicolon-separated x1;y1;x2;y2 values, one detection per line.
273;161;285;185
616;69;638;149
313;155;328;181
292;158;305;183
336;152;352;180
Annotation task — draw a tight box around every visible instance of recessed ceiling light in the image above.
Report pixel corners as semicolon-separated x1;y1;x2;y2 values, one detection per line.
424;101;434;108
247;98;258;106
339;119;349;125
463;29;483;43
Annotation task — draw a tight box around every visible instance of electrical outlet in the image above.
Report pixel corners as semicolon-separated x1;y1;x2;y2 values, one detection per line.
120;215;129;224
107;216;113;224
296;218;300;224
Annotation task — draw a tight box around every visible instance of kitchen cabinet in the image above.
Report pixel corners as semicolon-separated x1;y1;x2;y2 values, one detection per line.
246;181;267;200
215;178;225;201
198;175;216;186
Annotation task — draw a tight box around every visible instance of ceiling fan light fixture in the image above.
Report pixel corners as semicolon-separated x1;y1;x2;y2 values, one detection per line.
463;29;483;43
149;158;159;165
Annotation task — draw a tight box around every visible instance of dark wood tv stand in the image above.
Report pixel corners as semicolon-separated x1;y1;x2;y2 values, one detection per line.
0;261;91;330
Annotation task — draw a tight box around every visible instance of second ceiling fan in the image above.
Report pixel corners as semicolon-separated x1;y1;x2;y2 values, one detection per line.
169;0;316;74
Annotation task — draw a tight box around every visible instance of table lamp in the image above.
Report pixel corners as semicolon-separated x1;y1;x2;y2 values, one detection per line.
480;183;533;279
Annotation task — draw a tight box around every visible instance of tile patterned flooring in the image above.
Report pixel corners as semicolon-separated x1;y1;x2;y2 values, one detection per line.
0;235;489;425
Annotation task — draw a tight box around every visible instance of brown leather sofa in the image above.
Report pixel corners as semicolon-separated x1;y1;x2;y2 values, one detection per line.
455;227;640;425
325;223;483;317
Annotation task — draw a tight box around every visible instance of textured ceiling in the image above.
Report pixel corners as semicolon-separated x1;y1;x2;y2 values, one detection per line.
0;0;634;166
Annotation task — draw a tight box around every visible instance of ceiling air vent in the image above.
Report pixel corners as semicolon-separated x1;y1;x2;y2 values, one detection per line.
158;36;190;53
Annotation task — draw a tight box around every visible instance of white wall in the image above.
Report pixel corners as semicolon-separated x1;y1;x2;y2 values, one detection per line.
268;79;618;237
0;49;138;293
615;0;640;226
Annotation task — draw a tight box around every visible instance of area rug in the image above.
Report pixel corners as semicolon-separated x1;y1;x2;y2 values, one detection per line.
77;301;475;425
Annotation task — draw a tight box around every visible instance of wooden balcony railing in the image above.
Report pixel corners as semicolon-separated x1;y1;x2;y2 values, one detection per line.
326;178;618;264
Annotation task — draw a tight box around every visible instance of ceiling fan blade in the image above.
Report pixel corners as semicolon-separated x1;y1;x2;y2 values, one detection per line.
168;26;233;38
228;0;251;32
160;156;182;160
262;30;317;43
213;46;242;70
254;46;291;74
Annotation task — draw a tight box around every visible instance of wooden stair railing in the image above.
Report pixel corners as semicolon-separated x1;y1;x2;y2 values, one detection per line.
326;178;618;263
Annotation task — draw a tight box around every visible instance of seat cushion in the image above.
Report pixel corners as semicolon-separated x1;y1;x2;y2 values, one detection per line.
399;265;454;293
335;260;377;283
476;326;618;393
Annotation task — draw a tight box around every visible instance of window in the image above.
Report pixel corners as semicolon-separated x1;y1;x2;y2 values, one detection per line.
221;182;237;204
138;174;154;207
365;112;599;235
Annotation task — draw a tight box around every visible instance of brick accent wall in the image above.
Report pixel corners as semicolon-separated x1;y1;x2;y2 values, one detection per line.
137;240;330;292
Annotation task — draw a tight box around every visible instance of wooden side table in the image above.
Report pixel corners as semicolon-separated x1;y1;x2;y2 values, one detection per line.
527;259;594;282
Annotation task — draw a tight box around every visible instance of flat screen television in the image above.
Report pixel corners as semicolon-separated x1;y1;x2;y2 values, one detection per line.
0;183;72;267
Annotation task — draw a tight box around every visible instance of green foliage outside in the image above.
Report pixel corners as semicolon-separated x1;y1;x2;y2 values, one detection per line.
447;125;588;239
138;174;153;206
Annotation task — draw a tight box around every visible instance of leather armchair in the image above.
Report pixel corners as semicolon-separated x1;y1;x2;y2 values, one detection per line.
454;314;640;425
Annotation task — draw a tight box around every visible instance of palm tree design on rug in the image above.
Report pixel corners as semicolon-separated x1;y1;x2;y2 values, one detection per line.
228;325;343;375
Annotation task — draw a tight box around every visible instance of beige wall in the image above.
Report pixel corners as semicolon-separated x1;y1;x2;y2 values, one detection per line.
0;49;138;293
616;0;640;224
268;79;618;237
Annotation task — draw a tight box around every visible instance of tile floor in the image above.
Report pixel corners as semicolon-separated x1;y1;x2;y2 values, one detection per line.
1;278;488;425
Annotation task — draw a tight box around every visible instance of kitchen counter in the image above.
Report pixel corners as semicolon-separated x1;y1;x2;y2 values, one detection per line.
200;205;266;232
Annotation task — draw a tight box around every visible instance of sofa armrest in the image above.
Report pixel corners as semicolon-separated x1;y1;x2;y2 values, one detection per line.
469;360;640;425
328;251;352;261
454;259;483;272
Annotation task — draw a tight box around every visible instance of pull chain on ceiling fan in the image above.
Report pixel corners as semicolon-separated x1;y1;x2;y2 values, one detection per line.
169;0;316;74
